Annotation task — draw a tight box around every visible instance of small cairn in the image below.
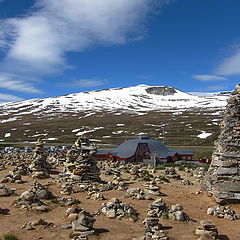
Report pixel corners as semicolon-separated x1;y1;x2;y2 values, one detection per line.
13;185;50;212
169;204;189;221
28;181;55;200
86;191;107;201
64;205;96;239
195;220;218;239
204;84;240;204
29;139;51;179
164;167;181;179
143;181;164;196
21;218;55;231
101;198;139;221
58;197;81;207
133;199;169;240
0;184;13;196
207;205;239;220
147;198;168;218
0;171;23;184
124;188;153;200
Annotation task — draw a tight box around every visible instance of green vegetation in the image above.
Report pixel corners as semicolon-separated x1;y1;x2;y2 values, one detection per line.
1;235;20;240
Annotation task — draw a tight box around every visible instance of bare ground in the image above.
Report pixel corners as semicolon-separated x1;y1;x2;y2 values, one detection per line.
0;167;240;240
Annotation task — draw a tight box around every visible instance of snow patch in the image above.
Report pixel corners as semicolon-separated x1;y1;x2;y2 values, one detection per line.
197;131;212;139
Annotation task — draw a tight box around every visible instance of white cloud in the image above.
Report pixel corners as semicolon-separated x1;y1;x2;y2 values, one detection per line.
0;93;23;102
216;48;240;75
0;73;43;94
0;0;166;73
0;0;170;95
205;84;229;91
192;74;227;81
67;79;105;88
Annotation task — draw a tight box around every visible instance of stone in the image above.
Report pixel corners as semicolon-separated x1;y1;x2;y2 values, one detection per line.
204;85;240;204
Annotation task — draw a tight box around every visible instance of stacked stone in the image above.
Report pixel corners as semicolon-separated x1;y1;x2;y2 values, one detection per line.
111;176;128;190
101;198;139;222
204;84;240;204
29;181;55;199
195;220;218;240
168;204;189;221
29;139;51;179
0;184;13;196
86;191;107;200
13;189;49;212
143;181;164;196
164;167;181;179
142;212;168;240
58;197;81;207
64;137;101;183
64;205;96;239
133;199;168;240
147;198;168;218
124;187;153;200
129;165;153;181
0;170;23;184
207;205;239;220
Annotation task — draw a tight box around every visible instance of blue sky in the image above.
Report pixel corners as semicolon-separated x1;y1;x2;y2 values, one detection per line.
0;0;239;103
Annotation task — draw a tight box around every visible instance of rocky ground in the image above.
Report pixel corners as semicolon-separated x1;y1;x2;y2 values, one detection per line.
0;162;240;240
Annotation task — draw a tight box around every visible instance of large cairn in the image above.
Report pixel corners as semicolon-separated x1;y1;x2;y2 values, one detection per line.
64;137;101;182
29;139;51;179
204;84;240;204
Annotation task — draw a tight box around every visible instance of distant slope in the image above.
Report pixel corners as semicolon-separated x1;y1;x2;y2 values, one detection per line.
0;85;228;146
0;85;228;118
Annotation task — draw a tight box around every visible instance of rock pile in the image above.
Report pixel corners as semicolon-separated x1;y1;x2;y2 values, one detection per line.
111;176;128;190
21;218;55;230
129;165;153;181
147;198;168;218
28;181;55;199
169;204;189;221
101;198;139;221
13;187;49;212
124;187;153;200
207;205;239;220
0;171;23;184
133;199;168;240
58;197;81;207
29;139;51;179
63;137;101;182
204;84;240;204
164;167;181;179
87;191;107;200
0;184;13;196
195;220;218;239
64;205;96;238
143;181;164;196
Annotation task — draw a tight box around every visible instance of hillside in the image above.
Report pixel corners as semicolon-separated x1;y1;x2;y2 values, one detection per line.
0;85;229;148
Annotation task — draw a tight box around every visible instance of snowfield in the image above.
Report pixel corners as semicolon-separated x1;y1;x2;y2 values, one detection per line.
0;85;228;118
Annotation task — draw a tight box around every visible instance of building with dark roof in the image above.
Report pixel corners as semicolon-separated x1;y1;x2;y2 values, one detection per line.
96;136;193;163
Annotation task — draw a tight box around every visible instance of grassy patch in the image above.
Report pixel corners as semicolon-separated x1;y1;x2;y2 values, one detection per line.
1;235;20;240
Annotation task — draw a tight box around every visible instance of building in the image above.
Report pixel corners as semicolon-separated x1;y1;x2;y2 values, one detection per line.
96;136;193;164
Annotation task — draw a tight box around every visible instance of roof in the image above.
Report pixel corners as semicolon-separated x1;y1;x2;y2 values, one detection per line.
115;136;170;159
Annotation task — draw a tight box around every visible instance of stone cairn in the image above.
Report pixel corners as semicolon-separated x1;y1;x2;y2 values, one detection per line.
133;199;168;240
101;198;139;222
29;139;51;179
195;220;219;240
64;205;96;239
207;205;239;221
63;137;101;182
204;84;240;204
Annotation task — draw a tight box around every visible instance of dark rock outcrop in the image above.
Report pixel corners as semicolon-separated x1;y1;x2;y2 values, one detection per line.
146;86;177;96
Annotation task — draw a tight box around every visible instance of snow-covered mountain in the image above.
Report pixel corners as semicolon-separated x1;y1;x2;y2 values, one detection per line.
0;85;228;119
